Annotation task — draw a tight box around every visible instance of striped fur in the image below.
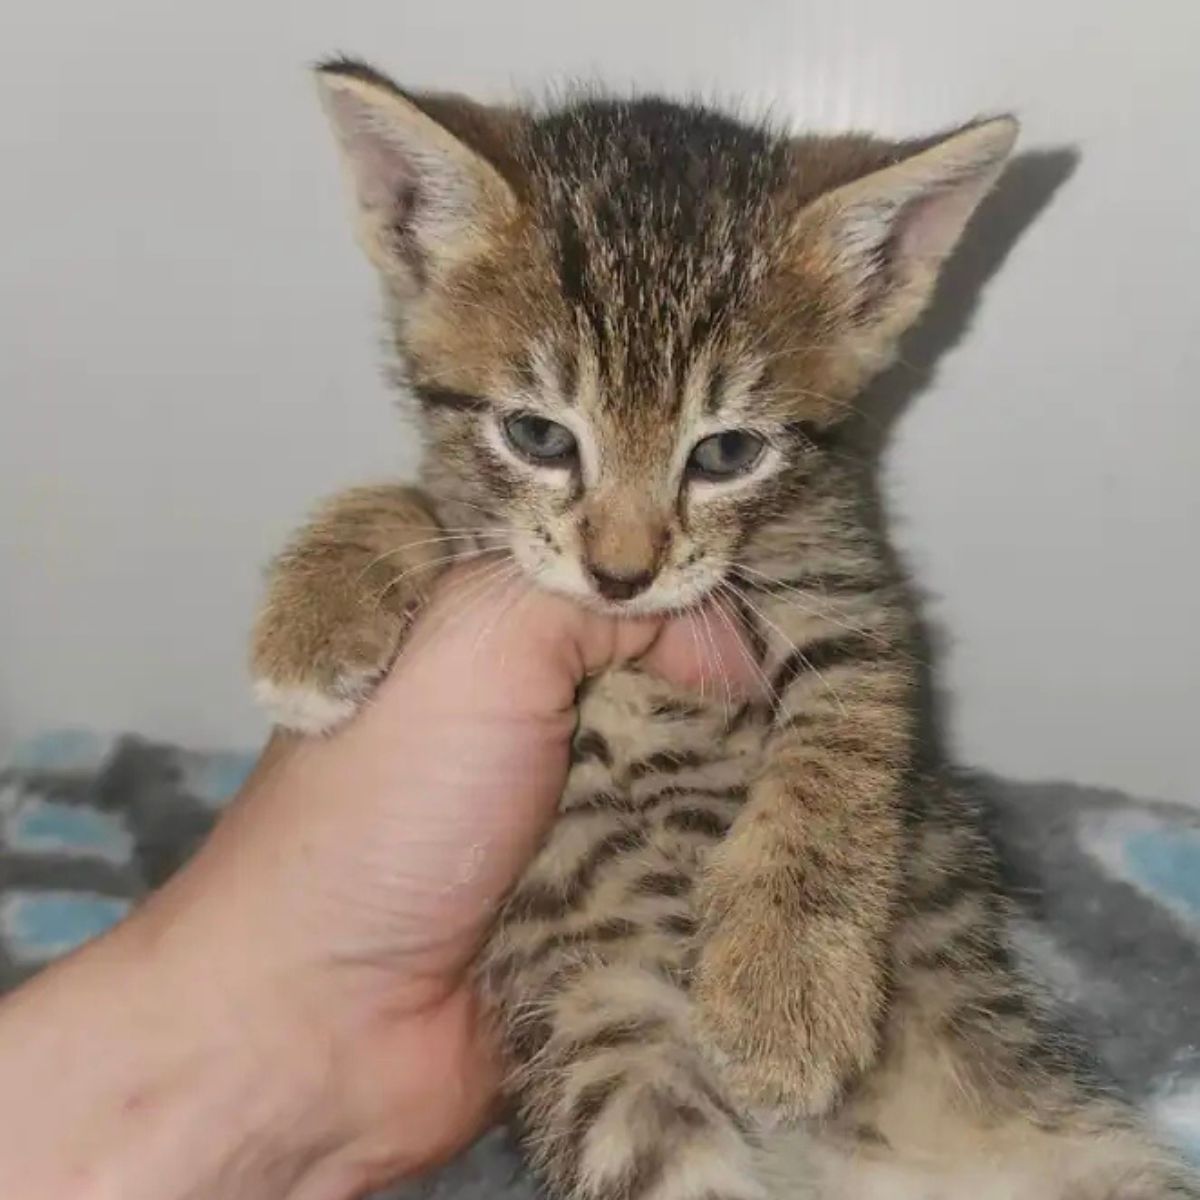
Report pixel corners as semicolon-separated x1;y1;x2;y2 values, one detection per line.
251;62;1199;1200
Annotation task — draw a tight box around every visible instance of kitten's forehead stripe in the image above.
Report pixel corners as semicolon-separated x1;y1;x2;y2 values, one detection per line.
557;346;579;405
518;98;793;417
511;351;540;396
555;207;602;355
704;363;729;416
413;385;487;412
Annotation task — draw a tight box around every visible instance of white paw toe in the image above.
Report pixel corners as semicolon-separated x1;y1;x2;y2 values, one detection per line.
253;679;359;735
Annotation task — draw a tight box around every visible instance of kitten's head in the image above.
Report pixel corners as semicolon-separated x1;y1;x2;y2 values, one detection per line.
317;58;1015;612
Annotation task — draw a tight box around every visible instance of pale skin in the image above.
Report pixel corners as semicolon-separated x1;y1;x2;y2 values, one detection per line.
0;566;756;1200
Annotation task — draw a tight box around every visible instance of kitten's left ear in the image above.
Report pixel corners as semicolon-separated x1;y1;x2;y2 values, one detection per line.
801;116;1018;373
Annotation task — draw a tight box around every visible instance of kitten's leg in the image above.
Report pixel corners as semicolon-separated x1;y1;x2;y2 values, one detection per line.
500;960;768;1200
250;484;458;733
693;608;915;1119
791;781;1200;1199
482;781;771;1200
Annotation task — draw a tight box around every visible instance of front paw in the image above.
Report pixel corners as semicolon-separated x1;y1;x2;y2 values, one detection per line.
694;850;884;1119
249;485;447;735
251;601;408;735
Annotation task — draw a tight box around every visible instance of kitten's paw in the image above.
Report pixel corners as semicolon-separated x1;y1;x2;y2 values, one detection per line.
251;602;409;735
249;484;447;736
252;676;370;736
694;854;883;1119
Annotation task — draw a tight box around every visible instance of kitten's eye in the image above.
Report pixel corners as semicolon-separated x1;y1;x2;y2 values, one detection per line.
502;412;578;465
687;430;766;480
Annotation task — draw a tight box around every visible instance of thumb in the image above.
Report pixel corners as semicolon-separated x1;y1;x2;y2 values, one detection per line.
378;565;660;720
640;601;764;699
375;563;760;723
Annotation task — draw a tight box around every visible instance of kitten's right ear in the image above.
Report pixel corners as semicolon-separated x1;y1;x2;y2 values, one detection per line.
315;58;518;287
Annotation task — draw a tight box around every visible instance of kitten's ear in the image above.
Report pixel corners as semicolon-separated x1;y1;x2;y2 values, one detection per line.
315;59;519;287
801;116;1018;372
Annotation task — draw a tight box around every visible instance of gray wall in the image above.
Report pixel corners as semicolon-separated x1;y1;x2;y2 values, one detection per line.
2;1;1197;804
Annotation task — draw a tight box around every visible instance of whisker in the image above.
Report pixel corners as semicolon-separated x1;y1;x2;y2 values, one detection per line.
699;601;735;720
684;606;707;707
471;570;531;669
393;558;519;681
437;496;539;534
444;562;524;655
494;583;537;677
409;555;520;653
396;556;523;681
730;564;886;643
355;531;507;584
353;521;513;535
713;585;777;707
373;546;504;609
694;604;718;711
722;578;848;717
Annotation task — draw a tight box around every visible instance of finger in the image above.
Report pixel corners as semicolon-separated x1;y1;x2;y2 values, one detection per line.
385;564;660;717
380;565;762;719
639;598;766;699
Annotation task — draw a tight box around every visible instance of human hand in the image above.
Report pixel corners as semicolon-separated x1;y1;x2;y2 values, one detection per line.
0;565;756;1200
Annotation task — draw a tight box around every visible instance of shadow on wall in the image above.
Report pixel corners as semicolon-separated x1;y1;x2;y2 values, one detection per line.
850;146;1081;754
867;146;1082;441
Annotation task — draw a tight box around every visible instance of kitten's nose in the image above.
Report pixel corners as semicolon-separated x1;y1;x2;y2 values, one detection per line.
587;565;656;601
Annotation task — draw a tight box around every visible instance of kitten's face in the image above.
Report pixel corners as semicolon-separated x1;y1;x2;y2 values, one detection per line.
484;364;801;615
317;61;1015;610
401;164;830;616
414;324;820;616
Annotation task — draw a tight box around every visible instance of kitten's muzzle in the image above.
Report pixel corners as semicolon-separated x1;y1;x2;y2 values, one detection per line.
578;504;669;602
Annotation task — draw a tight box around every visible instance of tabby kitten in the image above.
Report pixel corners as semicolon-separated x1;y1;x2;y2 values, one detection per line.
252;58;1198;1199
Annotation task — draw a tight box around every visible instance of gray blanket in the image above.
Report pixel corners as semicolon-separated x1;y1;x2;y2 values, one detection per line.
2;730;1197;1192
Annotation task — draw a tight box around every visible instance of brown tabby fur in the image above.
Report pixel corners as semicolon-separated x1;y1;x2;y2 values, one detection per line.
251;58;1198;1199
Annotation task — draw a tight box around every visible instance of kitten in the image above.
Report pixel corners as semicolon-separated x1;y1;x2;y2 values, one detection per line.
251;58;1198;1199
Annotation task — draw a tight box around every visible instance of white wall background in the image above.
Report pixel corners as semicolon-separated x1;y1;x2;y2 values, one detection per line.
1;1;1197;803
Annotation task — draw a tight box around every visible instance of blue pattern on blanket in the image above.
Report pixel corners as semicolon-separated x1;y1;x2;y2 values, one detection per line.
6;799;133;863
0;731;255;970
1;733;1197;1196
1125;826;1200;919
1;891;133;962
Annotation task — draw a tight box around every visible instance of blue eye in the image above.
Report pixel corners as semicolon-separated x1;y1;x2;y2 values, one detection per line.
503;412;578;464
687;430;765;479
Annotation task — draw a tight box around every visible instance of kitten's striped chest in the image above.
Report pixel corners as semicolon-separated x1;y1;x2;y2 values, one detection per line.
483;665;764;999
565;665;763;815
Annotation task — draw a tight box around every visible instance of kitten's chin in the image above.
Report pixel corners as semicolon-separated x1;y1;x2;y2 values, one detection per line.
632;570;730;618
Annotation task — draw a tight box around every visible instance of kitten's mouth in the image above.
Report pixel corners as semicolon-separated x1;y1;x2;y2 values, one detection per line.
524;569;694;620
505;538;722;619
577;574;722;621
589;593;673;617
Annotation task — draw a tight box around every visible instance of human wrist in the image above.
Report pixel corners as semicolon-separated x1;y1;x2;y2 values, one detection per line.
0;878;394;1200
112;832;495;1196
112;857;458;1199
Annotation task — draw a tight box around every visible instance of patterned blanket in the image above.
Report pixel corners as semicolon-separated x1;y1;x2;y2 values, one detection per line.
2;730;1197;1195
